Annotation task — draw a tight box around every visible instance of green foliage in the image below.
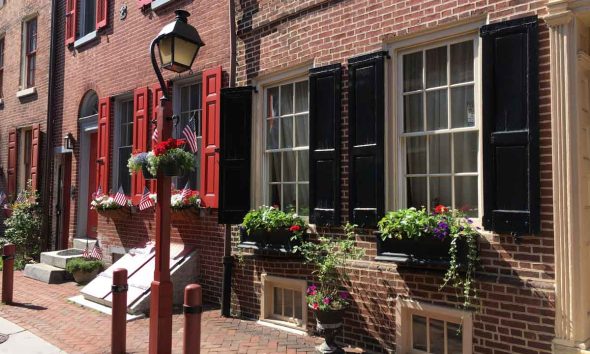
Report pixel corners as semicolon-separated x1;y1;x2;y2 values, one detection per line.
147;149;196;176
127;152;149;174
242;206;306;237
2;181;42;270
378;206;480;309
293;223;365;311
65;258;103;274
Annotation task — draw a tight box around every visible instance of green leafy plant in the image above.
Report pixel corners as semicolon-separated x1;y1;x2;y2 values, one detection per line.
293;223;365;311
378;205;479;309
65;258;103;274
127;152;149;174
242;206;306;237
147;138;196;175
1;181;42;270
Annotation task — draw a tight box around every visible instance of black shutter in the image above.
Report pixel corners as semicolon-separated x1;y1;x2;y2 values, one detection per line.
218;86;254;224
480;16;539;235
309;64;342;226
348;51;388;227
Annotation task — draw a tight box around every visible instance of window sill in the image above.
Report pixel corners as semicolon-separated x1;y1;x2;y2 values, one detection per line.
151;0;174;11
74;31;98;49
257;319;306;336
16;87;36;98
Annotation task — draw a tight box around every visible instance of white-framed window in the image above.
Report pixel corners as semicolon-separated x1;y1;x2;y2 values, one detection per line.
78;0;96;38
21;17;37;89
264;80;309;216
397;36;480;217
396;298;473;354
113;98;133;195
172;81;202;190
259;274;307;332
17;127;33;192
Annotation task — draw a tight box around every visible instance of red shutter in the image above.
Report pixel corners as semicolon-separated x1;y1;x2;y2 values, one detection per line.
97;97;111;193
30;123;41;191
7;128;17;200
131;87;149;201
65;0;76;45
96;0;108;30
137;0;152;9
150;82;169;192
200;66;222;208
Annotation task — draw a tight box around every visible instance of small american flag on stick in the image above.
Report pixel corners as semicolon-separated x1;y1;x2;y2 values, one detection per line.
139;186;155;211
16;191;26;203
93;185;103;199
114;186;127;207
183;117;198;153
89;244;103;260
152;127;159;145
180;182;191;200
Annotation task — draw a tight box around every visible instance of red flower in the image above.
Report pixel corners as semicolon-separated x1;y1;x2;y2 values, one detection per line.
289;225;301;232
312;302;319;310
434;205;448;214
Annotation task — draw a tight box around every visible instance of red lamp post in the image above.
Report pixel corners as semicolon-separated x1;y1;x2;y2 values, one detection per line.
148;10;204;354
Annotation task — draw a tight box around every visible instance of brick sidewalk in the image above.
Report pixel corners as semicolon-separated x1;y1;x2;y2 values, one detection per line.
0;272;322;353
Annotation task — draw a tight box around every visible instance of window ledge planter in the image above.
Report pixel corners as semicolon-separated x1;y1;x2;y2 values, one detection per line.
96;207;130;219
238;227;303;253
171;207;210;221
374;231;473;266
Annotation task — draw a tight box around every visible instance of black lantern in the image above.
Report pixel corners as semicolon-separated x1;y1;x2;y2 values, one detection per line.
150;10;204;100
64;133;74;150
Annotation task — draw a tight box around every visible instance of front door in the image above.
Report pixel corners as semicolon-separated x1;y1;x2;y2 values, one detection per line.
86;132;98;238
54;153;72;250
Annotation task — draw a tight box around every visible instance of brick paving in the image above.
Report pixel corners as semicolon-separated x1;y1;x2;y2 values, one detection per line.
0;271;323;353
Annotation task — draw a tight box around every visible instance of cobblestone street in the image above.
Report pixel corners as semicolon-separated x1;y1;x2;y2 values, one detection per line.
0;272;322;353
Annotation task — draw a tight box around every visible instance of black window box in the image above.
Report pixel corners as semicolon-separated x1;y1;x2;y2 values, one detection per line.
374;232;471;266
238;227;302;253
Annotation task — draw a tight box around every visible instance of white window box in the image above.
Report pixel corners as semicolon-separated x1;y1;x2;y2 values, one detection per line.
151;0;174;11
74;31;97;49
16;87;36;98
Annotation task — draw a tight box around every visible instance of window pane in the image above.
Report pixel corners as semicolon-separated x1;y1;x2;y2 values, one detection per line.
283;184;296;213
298;184;309;216
451;41;474;84
269;184;281;208
407;177;427;209
181;86;190;112
267;87;279;117
273;287;282;315
280;84;293;115
454;132;478;173
294;290;303;319
447;322;463;354
283;151;296;182
406;137;426;174
281;116;293;148
429;134;451;174
266;118;279;150
403;52;423;92
430;176;452;209
412;315;427;351
429;319;445;354
297;151;309;182
455;176;478;217
295;81;308;113
119;146;132;194
295;115;309;147
426;46;447;88
404;93;423;133
284;289;293;317
426;89;448;130
451;86;475;128
269;153;281;182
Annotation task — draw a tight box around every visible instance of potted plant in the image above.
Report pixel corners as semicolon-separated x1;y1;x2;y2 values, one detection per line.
147;138;196;177
240;206;307;252
377;205;479;308
90;194;131;218
170;189;203;220
65;258;103;284
128;152;156;179
294;223;364;353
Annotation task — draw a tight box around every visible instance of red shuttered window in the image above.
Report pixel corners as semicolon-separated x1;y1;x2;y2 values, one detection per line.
30;124;41;191
200;66;222;208
97;97;112;193
96;0;107;30
65;0;77;45
131;87;149;200
7;129;17;200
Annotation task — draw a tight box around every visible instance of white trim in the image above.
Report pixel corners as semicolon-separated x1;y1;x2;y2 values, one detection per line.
16;87;36;98
76;115;98;238
74;31;97;48
260;274;307;332
112;96;133;193
151;0;175;11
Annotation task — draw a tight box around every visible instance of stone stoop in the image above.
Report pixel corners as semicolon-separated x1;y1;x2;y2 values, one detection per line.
23;263;70;284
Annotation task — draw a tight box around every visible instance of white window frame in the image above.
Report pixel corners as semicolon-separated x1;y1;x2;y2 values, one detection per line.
258;274;307;334
251;62;313;212
78;0;96;38
386;19;484;221
112;96;134;194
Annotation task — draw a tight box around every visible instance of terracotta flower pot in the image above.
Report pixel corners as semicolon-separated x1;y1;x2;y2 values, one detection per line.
72;268;100;284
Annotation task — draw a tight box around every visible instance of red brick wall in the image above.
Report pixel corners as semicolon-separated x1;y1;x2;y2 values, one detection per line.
231;1;555;353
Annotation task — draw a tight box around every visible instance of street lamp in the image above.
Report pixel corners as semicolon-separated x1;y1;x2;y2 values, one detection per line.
148;9;204;354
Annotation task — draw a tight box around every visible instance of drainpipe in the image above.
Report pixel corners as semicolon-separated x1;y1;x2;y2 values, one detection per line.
220;0;237;318
43;0;58;251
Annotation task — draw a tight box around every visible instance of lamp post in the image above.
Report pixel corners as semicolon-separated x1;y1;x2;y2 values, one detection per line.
149;10;204;354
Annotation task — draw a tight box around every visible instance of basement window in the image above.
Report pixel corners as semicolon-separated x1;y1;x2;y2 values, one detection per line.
259;274;307;333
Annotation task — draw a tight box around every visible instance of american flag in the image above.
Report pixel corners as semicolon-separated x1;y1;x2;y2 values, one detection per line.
183;117;198;153
93;185;103;199
16;191;26;203
139;186;155;211
0;191;6;206
114;186;127;207
89;244;103;260
82;247;89;259
152;127;159;145
180;182;191;199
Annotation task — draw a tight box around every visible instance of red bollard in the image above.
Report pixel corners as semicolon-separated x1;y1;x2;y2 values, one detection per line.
183;284;202;354
111;268;128;354
2;244;16;304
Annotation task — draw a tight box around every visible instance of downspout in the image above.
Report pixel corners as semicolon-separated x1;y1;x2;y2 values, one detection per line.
43;0;58;251
221;0;237;318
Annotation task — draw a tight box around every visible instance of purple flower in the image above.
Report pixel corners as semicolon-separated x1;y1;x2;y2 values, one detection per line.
323;297;331;305
467;218;473;224
339;291;350;300
307;285;317;295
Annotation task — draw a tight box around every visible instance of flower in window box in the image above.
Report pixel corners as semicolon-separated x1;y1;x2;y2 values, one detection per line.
147;138;196;177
